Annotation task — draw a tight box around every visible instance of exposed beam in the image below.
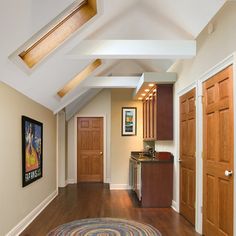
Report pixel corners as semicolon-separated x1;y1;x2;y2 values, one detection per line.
67;40;196;59
133;72;177;100
82;76;140;88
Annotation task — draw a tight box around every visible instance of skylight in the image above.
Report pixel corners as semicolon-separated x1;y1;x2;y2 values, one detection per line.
18;0;97;68
57;59;102;98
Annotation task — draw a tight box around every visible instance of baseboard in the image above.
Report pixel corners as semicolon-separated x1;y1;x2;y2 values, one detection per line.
171;200;179;212
66;179;76;185
6;189;58;236
104;178;110;184
109;184;131;190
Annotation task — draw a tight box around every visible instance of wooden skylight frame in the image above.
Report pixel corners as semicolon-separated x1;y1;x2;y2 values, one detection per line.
57;59;102;98
18;0;97;68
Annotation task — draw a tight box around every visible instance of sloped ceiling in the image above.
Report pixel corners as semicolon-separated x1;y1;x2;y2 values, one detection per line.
0;0;226;113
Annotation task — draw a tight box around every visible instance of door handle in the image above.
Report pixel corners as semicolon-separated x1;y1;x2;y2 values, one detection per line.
178;159;183;163
225;170;233;177
100;151;103;155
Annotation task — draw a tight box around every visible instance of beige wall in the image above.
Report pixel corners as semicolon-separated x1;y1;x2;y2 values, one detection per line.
170;1;236;204
67;89;111;182
0;82;56;235
173;2;236;91
111;89;143;186
57;110;66;187
67;88;143;187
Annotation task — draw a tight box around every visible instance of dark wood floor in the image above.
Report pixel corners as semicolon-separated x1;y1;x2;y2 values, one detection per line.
21;183;199;236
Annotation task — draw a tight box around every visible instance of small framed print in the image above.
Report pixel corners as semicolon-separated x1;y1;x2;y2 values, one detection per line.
122;107;137;136
22;116;43;187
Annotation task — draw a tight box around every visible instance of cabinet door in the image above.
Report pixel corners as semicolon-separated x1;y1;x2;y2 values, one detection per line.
149;95;154;139
156;84;173;140
143;101;147;139
153;88;157;139
146;98;150;139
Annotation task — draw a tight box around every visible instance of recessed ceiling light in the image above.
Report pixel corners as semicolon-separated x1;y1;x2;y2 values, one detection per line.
148;83;154;87
145;89;150;92
153;89;157;92
141;93;146;96
138;97;143;100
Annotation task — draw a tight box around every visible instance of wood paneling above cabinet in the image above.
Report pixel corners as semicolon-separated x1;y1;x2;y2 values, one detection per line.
143;84;173;141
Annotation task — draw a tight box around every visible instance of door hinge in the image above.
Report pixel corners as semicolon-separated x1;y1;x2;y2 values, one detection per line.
201;95;204;104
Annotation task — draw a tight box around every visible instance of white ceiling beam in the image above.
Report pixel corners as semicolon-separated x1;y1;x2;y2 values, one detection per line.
67;40;196;59
82;76;140;88
133;72;177;99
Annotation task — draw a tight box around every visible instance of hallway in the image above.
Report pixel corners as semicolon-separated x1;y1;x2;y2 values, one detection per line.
21;184;199;236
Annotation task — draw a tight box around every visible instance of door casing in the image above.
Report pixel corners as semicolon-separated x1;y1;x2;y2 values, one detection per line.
175;53;236;234
74;115;108;183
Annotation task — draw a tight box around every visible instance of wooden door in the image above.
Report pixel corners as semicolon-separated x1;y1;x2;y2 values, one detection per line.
77;117;103;182
203;65;234;236
179;88;196;225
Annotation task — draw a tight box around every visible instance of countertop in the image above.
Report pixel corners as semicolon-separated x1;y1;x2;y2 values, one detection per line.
130;151;173;163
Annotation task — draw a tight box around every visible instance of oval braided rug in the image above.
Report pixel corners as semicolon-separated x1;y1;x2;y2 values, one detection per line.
47;218;162;236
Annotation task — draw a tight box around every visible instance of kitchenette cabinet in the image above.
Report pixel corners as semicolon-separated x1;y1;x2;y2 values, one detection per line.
130;152;173;207
143;84;173;141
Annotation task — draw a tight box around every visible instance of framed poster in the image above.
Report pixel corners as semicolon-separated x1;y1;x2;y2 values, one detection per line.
122;107;137;136
22;116;43;187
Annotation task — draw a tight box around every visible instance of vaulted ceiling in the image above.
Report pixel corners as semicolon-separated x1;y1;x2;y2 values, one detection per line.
0;0;226;113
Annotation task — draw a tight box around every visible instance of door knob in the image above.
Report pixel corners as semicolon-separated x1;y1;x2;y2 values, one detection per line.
100;151;103;155
225;170;233;177
178;159;182;163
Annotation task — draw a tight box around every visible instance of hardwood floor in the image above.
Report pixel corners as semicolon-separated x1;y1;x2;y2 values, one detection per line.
21;183;199;236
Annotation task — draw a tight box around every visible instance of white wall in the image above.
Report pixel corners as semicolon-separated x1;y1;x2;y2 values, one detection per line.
57;110;66;187
67;89;111;183
169;1;236;233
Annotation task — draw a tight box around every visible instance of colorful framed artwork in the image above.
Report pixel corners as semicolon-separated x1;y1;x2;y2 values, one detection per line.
121;107;137;136
22;116;43;187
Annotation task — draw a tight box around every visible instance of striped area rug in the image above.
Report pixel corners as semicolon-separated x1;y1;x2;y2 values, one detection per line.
47;218;162;235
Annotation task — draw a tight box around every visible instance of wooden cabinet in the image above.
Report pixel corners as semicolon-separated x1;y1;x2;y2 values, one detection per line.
141;161;173;207
130;157;173;208
143;84;173;141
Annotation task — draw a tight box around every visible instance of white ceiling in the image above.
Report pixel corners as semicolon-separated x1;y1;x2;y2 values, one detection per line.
0;0;226;113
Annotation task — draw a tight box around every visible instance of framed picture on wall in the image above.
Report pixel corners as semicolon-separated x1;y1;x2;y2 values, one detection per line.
121;107;137;136
22;116;43;187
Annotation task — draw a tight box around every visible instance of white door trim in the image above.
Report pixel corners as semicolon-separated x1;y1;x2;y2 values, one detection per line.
176;82;197;224
74;115;108;183
175;52;236;235
198;52;236;235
